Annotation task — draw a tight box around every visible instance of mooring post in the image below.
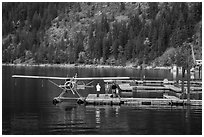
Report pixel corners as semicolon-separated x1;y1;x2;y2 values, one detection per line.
187;66;191;105
176;66;179;84
141;62;144;81
143;75;146;86
181;67;185;99
199;66;201;79
42;80;44;87
14;79;17;86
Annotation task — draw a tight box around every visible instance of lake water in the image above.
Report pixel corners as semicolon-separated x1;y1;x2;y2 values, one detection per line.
2;65;202;134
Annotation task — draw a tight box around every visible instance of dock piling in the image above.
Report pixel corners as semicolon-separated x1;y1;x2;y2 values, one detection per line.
187;67;191;105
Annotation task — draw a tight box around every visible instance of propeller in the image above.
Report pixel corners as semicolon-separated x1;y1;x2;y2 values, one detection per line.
64;81;75;94
49;74;83;97
49;79;75;94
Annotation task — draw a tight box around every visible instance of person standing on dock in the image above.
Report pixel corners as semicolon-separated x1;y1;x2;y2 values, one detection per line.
111;84;117;98
116;88;119;98
105;83;109;96
96;83;101;97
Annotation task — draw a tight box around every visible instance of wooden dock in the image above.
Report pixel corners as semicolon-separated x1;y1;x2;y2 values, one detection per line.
56;79;202;106
120;83;201;93
121;98;202;106
163;94;180;100
163;85;181;93
85;94;121;105
134;85;169;90
85;94;202;106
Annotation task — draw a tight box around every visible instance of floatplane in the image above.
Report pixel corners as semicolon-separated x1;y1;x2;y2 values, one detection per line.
12;74;130;104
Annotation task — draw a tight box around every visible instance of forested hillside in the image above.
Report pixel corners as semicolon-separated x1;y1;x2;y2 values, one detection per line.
2;2;202;67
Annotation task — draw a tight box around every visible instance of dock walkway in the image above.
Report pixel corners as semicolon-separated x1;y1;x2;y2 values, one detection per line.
121;97;202;106
85;94;202;106
163;85;181;93
163;94;180;100
85;94;121;105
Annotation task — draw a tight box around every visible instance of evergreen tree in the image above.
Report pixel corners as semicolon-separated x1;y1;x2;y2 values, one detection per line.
120;2;126;12
147;2;159;20
102;36;109;61
125;39;133;60
2;2;202;65
111;39;120;59
32;11;41;31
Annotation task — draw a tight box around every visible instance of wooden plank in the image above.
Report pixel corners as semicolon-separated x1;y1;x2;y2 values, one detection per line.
118;83;133;90
183;81;202;85
163;94;180;100
190;100;202;106
185;87;202;91
85;94;202;106
85;94;121;105
121;98;202;106
135;86;168;90
164;85;181;93
104;79;201;86
136;80;175;84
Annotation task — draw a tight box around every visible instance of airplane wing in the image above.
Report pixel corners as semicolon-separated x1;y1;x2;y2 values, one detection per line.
74;77;130;80
12;75;131;80
12;75;69;80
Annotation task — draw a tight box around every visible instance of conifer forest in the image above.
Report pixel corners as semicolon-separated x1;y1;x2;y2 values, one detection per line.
2;2;202;67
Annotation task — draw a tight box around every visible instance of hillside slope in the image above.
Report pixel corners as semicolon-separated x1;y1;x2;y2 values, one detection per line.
2;2;202;67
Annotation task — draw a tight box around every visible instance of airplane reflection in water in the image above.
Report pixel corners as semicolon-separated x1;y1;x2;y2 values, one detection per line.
58;103;198;134
95;108;100;128
8;101;200;134
56;103;126;131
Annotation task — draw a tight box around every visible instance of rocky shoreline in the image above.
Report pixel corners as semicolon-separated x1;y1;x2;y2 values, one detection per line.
2;63;172;70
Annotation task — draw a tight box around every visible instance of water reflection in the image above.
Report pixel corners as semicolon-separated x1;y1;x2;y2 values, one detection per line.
95;108;100;128
10;113;39;134
172;70;177;81
115;106;119;117
2;66;202;135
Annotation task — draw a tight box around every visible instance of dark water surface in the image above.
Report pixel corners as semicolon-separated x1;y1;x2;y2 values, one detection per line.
2;65;202;134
